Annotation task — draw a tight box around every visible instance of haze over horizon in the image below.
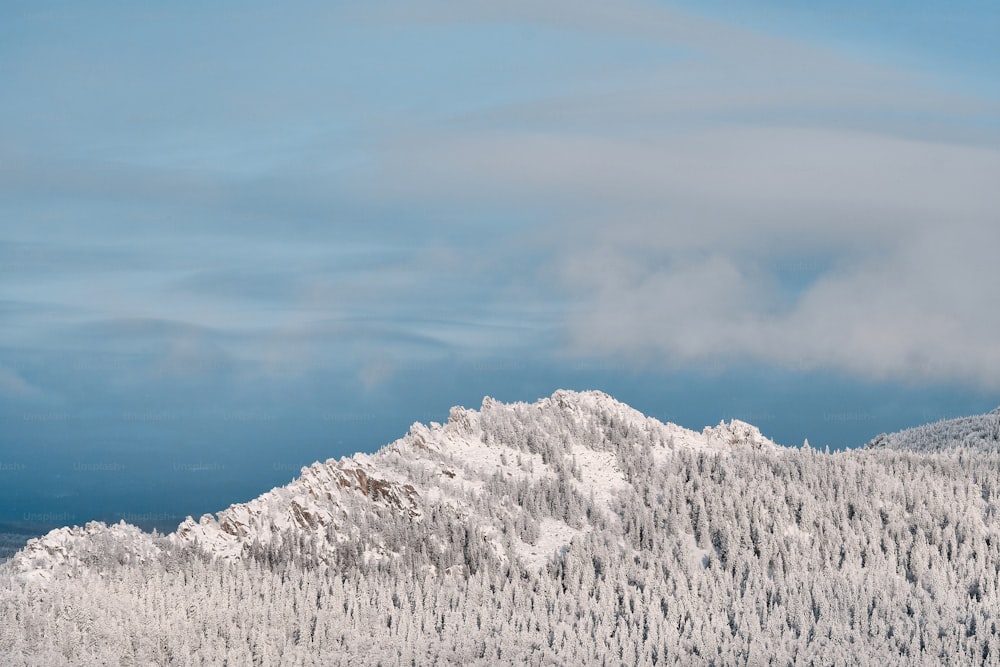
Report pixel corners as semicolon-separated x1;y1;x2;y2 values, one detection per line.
2;0;998;533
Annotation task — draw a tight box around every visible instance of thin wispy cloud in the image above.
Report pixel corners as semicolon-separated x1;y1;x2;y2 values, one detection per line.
2;0;997;388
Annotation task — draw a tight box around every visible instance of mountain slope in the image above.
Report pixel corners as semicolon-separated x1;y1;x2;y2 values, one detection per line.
6;391;1000;665
6;390;777;583
866;406;1000;453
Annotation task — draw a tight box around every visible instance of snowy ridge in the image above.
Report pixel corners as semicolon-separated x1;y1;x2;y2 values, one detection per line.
10;521;162;586
866;406;1000;453
6;390;781;581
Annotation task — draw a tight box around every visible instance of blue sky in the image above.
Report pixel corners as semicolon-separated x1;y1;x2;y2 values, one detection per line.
2;0;999;531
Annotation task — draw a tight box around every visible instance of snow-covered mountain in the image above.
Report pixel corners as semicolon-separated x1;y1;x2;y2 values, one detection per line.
6;391;1000;665
866;406;1000;453
6;390;777;583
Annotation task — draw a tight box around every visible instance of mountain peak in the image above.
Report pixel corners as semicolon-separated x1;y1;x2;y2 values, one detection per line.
9;395;1000;665
704;419;776;450
6;390;779;581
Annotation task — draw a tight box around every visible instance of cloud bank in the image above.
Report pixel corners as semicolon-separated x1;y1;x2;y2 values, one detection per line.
1;0;999;392
351;2;1000;387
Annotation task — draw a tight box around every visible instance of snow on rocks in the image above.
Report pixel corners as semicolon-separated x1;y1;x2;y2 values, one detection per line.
702;419;779;451
7;521;161;587
6;390;784;579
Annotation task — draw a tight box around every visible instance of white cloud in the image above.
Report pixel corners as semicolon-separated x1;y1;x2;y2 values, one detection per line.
352;1;1000;387
6;0;998;388
543;128;1000;386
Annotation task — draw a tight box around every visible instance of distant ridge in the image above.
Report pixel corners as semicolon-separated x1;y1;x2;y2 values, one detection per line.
866;406;1000;453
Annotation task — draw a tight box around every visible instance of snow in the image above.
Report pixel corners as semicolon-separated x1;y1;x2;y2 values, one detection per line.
5;389;784;579
520;518;588;571
8;394;1000;665
783;524;813;542
9;521;161;587
570;442;627;509
680;532;711;570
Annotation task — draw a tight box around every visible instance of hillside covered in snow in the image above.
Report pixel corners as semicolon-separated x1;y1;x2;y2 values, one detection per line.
867;407;1000;454
3;391;1000;665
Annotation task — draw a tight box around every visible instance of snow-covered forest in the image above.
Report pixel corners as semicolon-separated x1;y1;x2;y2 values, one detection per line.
867;407;1000;453
2;391;1000;665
